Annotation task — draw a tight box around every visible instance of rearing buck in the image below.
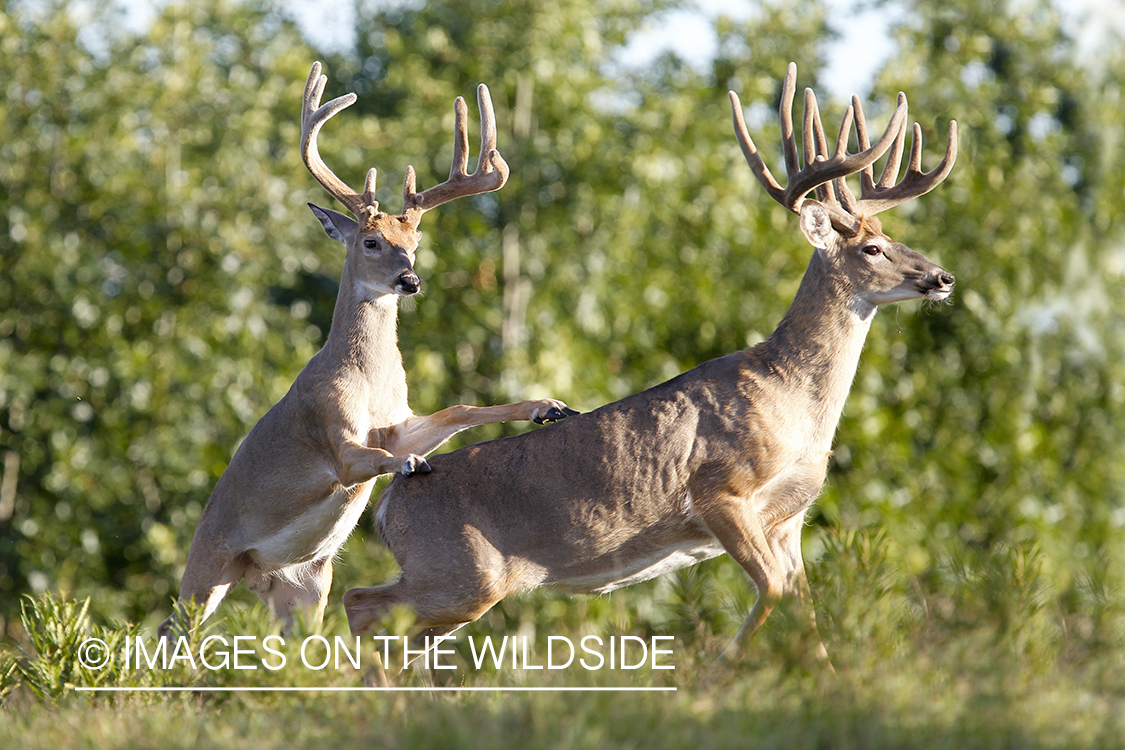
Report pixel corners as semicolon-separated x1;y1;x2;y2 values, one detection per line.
345;63;957;661
159;63;576;639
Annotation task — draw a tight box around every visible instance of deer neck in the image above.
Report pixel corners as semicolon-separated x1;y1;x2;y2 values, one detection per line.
323;269;406;384
756;249;874;441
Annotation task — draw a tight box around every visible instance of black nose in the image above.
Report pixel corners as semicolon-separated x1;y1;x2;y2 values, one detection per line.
397;271;420;295
919;271;955;295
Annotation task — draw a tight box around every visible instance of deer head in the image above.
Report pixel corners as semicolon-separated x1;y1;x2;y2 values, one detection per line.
300;62;510;299
730;63;958;316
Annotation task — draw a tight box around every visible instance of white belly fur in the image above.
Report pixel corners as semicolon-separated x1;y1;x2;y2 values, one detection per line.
252;483;373;567
551;539;726;595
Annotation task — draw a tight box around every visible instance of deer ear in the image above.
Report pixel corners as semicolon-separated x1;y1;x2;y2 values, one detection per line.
798;202;837;250
308;203;358;244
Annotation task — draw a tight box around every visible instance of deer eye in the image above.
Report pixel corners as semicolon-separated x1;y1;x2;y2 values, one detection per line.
363;238;380;250
862;245;881;256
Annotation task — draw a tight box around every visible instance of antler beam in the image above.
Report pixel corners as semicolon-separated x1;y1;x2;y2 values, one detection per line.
300;62;377;221
850;97;958;216
300;63;510;227
729;62;957;230
402;84;510;225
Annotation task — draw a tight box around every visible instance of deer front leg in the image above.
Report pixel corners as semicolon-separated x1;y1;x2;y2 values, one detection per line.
385;400;578;458
692;489;788;660
769;512;834;671
337;439;431;483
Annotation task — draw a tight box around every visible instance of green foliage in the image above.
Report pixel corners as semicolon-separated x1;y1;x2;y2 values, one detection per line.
3;594;140;701
1;591;1123;749
812;0;1125;670
1;0;329;619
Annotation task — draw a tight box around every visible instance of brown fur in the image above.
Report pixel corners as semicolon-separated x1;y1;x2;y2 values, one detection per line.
157;66;575;641
346;66;958;667
345;207;955;665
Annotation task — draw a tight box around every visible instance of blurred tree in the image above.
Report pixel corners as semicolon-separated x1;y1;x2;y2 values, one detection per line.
0;0;329;624
816;0;1125;602
333;0;832;419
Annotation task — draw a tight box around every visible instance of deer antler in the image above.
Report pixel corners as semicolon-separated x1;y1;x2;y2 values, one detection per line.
845;94;958;216
300;62;379;223
729;63;956;232
300;63;511;228
401;84;510;226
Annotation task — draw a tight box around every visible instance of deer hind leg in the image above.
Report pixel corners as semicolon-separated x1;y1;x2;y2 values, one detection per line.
338;580;412;688
158;551;249;642
245;556;334;632
346;576;504;686
342;583;469;686
343;577;499;636
343;581;406;636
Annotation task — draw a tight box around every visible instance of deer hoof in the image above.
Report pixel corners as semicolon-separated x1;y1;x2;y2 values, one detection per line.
401;455;432;477
534;406;580;425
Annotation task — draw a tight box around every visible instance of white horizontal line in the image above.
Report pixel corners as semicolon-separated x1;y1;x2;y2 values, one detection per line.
75;686;676;693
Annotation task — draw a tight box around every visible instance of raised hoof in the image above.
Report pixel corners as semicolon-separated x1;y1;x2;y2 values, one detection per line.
401;455;432;477
533;406;581;425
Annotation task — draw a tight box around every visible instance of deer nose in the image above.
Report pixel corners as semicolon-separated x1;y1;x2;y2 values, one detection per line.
397;270;421;295
923;271;954;289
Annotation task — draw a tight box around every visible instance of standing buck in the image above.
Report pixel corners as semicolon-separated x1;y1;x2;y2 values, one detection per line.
344;63;957;663
159;63;576;640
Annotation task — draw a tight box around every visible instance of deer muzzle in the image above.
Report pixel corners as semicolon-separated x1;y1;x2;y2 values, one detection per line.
396;269;421;296
920;270;955;300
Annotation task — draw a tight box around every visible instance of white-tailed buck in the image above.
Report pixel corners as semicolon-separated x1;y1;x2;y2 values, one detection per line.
344;63;957;663
159;63;576;640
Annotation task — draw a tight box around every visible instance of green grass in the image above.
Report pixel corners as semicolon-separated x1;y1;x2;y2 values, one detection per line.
1;642;1122;749
4;526;1125;749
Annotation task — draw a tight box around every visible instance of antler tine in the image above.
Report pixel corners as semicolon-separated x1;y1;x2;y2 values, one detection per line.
300;62;371;219
840;93;896;216
824;110;860;217
729;91;787;205
450;93;472;179
475;82;501;175
729;91;787;204
801;86;871;226
402;83;511;224
878;94;909;189
779;63;801;183
853;115;959;216
854;92;908;200
803;87;852;209
361;167;378;207
804;88;824;186
730;62;910;225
